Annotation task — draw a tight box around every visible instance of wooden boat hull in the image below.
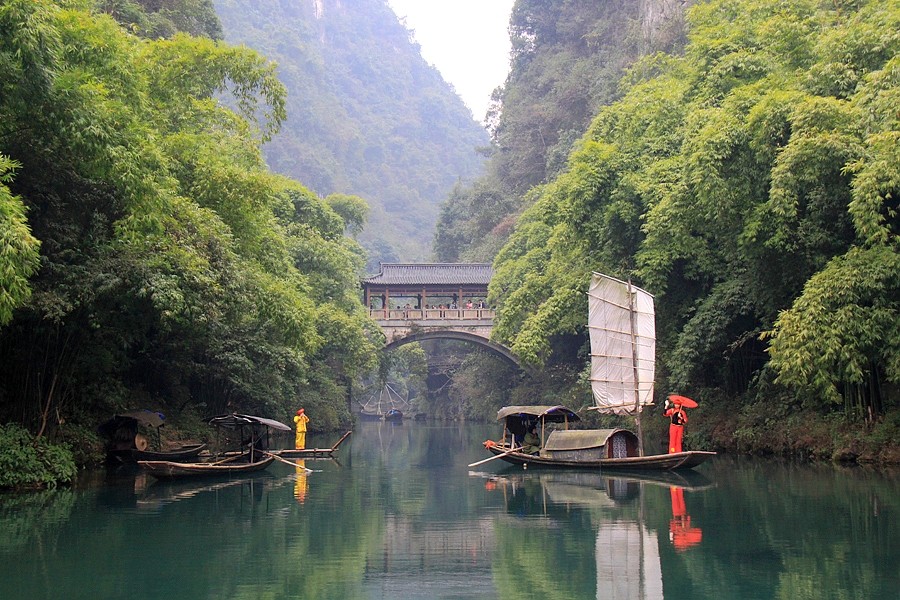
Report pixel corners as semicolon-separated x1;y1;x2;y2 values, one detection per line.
139;456;275;479
110;443;207;464
486;444;714;471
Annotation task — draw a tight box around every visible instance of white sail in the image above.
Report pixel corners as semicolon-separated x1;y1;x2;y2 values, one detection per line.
588;273;655;415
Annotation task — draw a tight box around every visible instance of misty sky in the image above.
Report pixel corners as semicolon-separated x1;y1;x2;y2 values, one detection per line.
387;0;515;123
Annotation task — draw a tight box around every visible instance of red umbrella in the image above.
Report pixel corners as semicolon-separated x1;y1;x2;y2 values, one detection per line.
668;394;698;408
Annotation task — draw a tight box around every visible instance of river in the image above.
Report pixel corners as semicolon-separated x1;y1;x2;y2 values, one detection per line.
1;422;897;599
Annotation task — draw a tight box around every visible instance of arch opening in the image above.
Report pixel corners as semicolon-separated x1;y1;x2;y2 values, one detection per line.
383;330;521;370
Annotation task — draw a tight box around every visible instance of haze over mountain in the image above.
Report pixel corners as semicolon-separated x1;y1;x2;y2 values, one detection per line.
213;0;490;269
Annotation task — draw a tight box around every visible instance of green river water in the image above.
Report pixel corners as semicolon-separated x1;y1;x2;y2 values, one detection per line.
1;422;898;599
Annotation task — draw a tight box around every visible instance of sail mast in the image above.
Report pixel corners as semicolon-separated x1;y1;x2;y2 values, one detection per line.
627;279;645;456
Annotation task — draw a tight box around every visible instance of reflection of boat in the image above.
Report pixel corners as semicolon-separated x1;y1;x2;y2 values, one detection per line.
136;469;298;510
98;409;207;464
136;472;274;508
273;430;352;458
139;413;290;479
480;273;716;470
600;468;714;491
472;468;712;505
482;405;714;470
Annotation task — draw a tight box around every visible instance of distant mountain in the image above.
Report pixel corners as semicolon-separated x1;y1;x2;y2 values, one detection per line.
213;0;489;268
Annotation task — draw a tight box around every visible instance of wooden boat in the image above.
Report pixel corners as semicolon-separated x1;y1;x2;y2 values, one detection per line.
383;408;403;422
477;273;716;472
480;405;714;471
139;455;275;479
118;443;207;463
98;409;207;464
139;413;291;479
272;430;352;458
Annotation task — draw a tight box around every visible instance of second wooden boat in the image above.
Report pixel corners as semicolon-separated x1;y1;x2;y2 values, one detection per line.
139;455;275;479
140;412;291;479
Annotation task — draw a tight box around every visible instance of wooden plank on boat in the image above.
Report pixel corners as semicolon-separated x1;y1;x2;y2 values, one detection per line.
270;430;352;459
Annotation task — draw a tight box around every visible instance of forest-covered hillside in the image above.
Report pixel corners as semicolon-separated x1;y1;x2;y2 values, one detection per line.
213;0;489;268
466;0;898;456
434;0;691;262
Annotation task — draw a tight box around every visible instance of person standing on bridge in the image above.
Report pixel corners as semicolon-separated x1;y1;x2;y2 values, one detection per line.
294;408;310;449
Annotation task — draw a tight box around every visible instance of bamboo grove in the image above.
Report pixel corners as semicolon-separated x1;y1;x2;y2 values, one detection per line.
487;0;899;423
0;0;381;440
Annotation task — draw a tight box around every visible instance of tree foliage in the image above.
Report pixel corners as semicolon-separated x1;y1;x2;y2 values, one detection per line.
0;0;379;439
489;0;899;420
434;0;690;262
0;157;41;325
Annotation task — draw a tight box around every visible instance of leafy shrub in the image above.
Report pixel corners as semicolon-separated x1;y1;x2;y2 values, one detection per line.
0;424;77;490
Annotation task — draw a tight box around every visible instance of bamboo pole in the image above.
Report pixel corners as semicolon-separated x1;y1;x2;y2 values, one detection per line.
330;430;352;451
628;279;645;456
261;450;313;472
468;446;522;468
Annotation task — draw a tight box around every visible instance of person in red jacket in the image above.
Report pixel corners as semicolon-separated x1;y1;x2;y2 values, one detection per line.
664;397;688;453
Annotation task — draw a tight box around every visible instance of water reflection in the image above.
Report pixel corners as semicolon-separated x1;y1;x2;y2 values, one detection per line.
668;486;702;552
294;460;309;503
478;469;711;600
0;425;898;600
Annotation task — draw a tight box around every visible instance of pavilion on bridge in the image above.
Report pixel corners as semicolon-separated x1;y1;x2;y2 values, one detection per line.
362;263;494;321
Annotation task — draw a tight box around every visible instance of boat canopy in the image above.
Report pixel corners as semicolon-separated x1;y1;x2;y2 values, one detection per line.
496;405;581;423
207;413;291;432
97;409;165;437
543;429;636;451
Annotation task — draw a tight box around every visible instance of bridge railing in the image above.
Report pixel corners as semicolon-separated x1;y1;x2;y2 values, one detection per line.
369;308;495;321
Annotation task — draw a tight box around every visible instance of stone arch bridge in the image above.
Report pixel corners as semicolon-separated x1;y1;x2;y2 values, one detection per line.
362;263;520;369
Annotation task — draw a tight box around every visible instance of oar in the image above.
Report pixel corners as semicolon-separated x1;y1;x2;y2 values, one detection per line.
331;430;352;451
468;446;521;468
261;450;313;472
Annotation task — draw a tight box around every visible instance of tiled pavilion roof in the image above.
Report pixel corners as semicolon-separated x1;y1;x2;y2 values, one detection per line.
362;263;493;286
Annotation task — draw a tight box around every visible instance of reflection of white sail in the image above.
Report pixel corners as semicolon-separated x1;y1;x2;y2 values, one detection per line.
588;273;655;415
595;521;663;600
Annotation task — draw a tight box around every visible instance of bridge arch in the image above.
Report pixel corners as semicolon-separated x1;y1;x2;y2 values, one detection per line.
384;330;522;370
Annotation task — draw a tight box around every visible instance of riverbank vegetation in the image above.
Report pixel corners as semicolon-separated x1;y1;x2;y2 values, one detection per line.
436;0;898;462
